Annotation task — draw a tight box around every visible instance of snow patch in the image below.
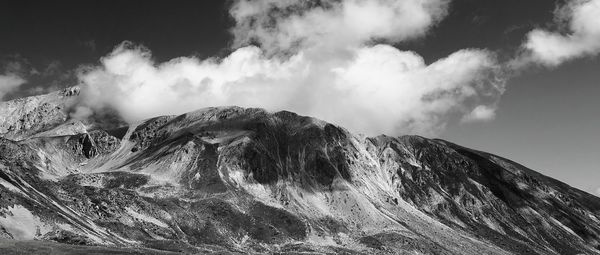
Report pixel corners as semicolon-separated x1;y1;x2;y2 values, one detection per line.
126;207;169;228
482;217;506;234
550;217;577;236
0;205;50;240
0;178;23;195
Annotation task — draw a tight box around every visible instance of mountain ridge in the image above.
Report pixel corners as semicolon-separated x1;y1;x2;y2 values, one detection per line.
0;90;599;254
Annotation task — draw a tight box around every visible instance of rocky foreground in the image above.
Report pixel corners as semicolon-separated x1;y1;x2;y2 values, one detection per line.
0;89;599;254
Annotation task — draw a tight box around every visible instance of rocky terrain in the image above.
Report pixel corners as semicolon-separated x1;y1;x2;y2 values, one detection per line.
0;89;599;254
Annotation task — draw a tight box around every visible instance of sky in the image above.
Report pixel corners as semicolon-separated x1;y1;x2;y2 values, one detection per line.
0;0;599;195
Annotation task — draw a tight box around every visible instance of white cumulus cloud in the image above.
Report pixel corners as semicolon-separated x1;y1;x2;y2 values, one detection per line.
230;0;449;53
461;105;497;123
76;0;504;136
0;74;26;101
522;0;600;67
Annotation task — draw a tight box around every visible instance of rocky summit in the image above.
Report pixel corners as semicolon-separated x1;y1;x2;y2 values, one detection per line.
0;90;599;255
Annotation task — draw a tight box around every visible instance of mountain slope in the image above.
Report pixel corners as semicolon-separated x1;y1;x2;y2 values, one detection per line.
0;91;599;254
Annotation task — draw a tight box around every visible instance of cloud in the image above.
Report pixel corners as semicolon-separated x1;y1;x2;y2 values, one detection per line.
329;45;502;134
0;57;33;100
75;0;504;136
230;0;449;53
0;56;73;99
461;105;497;123
0;74;26;100
521;0;600;67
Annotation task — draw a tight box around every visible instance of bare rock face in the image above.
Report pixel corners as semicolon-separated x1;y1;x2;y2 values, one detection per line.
129;115;175;152
66;130;120;159
0;87;81;140
0;91;600;254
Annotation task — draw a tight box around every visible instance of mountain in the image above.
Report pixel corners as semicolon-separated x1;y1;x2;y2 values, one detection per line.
0;89;599;254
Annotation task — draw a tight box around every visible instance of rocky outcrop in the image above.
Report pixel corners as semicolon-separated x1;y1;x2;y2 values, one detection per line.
66;130;120;159
370;135;600;254
0;87;81;140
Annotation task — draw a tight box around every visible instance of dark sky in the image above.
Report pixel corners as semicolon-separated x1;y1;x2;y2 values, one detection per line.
0;0;231;63
0;0;558;74
2;0;599;194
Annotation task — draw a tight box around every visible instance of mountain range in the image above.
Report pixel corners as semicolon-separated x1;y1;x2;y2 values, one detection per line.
0;88;599;254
